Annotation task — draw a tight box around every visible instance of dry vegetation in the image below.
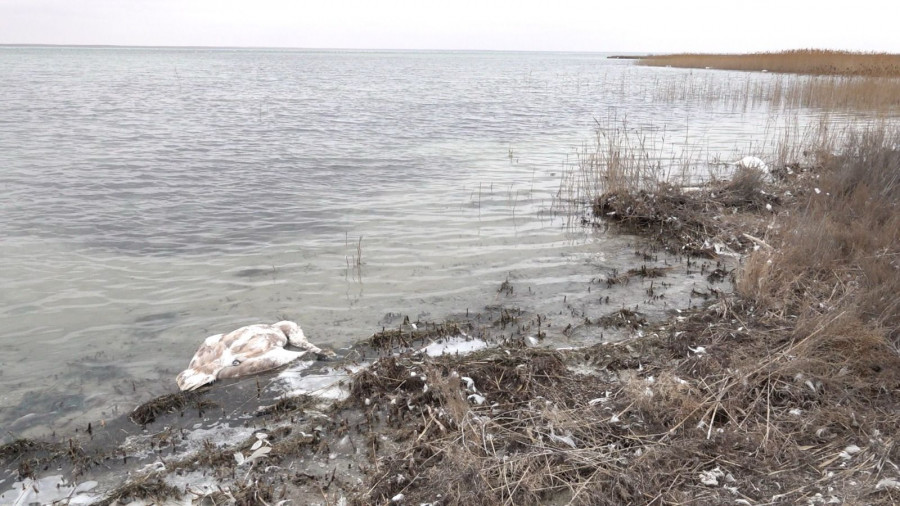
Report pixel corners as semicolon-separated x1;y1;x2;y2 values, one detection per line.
769;76;900;112
640;50;900;78
347;128;900;504
739;128;900;342
592;167;780;256
348;307;899;505
639;50;900;112
555;117;701;219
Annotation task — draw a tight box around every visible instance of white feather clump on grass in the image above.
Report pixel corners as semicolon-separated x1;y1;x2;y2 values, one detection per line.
731;156;770;175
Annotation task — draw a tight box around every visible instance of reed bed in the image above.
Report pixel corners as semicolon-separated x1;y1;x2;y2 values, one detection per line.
555;112;850;223
772;75;900;111
645;72;900;113
555;116;703;217
640;50;900;112
640;49;900;78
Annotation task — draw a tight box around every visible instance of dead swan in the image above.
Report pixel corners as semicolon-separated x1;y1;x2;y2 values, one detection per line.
731;156;769;175
176;321;334;391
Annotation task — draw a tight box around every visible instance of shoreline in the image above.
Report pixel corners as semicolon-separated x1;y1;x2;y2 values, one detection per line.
3;132;899;504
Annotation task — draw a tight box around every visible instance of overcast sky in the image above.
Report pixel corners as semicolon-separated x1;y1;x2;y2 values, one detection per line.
1;0;897;53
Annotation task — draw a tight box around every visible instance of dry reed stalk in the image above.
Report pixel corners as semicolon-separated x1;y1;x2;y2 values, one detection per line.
555;116;700;213
779;75;900;111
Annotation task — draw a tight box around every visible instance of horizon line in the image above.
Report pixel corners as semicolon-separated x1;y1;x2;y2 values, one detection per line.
2;43;889;55
0;43;650;54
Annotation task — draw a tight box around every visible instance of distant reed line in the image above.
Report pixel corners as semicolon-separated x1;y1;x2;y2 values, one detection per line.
639;49;900;78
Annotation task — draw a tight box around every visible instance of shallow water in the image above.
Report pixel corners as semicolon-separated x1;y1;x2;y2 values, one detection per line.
0;48;856;440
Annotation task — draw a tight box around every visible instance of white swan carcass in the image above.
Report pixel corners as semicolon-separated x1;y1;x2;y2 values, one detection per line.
176;321;334;391
731;156;770;175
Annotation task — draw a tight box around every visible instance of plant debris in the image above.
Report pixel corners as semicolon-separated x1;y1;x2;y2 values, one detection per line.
593;175;780;256
129;390;215;425
596;308;647;329
92;475;182;506
367;319;472;351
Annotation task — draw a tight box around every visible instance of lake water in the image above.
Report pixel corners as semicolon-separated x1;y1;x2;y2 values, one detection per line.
0;48;839;439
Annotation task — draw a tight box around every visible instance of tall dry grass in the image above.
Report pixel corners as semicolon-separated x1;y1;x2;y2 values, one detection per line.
556;112;855;218
640;49;900;77
738;126;900;343
771;75;900;111
641;50;900;112
555;116;702;214
649;71;900;113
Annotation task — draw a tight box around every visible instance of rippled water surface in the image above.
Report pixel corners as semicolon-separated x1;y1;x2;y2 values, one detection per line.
0;48;841;438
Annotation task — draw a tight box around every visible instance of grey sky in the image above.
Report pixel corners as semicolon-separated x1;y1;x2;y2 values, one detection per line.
1;0;897;53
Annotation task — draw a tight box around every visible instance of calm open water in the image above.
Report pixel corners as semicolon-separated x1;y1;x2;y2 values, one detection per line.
0;48;837;439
